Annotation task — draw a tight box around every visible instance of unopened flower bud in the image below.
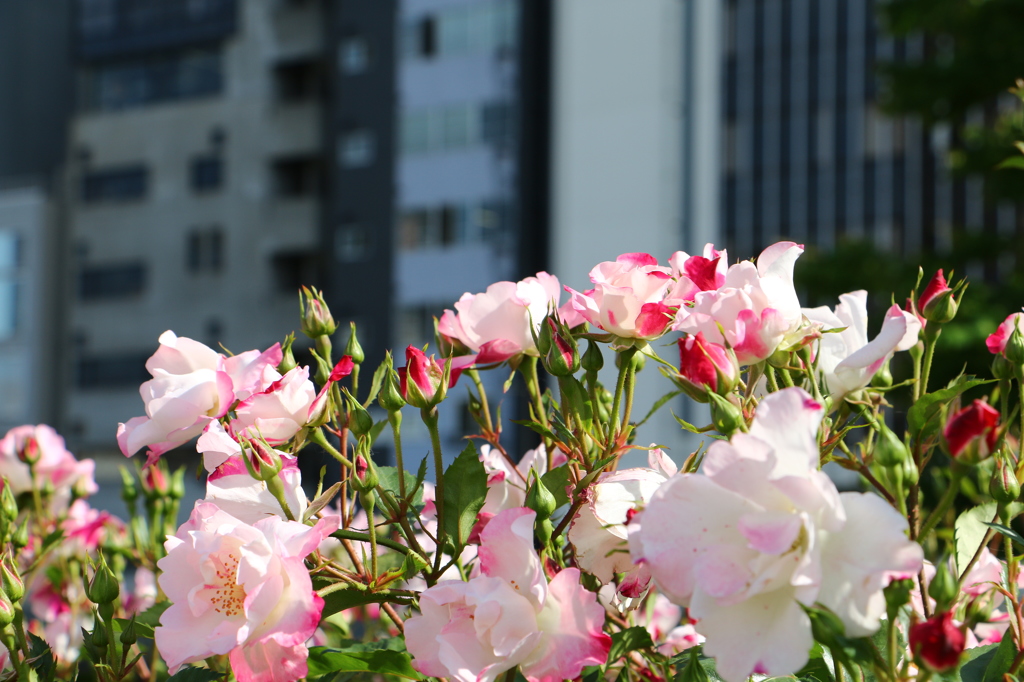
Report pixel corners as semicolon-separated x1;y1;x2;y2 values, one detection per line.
525;475;558;520
142;465;167;496
243;438;283;482
277;332;298;374
928;562;957;613
871;359;893;388
873;422;909;467
86;557;120;605
1007;324;1024;369
582;340;604;373
0;556;23;603
345;322;365;365
0;591;15;628
378;371;406;413
992;354;1015;381
708;392;744;436
300;286;338;338
918;270;959;324
169;467;185;500
16;437;39;465
346;399;374;438
533;315;554;358
910;611;966;673
119;467;138;508
91;621;108;648
884;578;914;621
351;453;379;494
677;333;738;398
0;484;15;522
991;451;1021;507
399;346;453;409
120;615;138;646
11;518;27;549
944;399;1000;464
543;321;580;377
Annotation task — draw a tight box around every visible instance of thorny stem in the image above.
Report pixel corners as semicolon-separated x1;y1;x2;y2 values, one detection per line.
422;408;446;574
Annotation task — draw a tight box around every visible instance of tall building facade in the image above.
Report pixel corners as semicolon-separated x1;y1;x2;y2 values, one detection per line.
718;0;1013;261
63;0;328;453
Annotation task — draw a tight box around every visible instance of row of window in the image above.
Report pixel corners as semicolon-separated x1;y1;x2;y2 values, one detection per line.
400;0;518;61
80;47;223;112
81;154;223;203
78;227;224;300
400;101;514;156
398;200;511;251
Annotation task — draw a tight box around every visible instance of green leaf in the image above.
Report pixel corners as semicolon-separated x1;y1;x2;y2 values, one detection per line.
997;156;1024;170
638;390;684;428
960;643;1000;682
27;632;56;682
442;443;488;550
607;626;654;664
955;502;997;576
377;467;424;507
165;667;225;681
907;377;992;441
113;618;155;640
980;631;1016;682
983;522;1024;547
307;645;422;680
793;644;835;682
313;577;395;619
674;649;712;682
135;600;169;628
541;464;571;509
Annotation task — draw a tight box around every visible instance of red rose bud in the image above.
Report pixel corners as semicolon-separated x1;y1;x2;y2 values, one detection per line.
910;611;966;672
16;437;39;465
398;346;460;409
243;437;283;481
543;318;580;376
142;464;167;495
987;312;1024;358
351;453;378;493
944;399;1000;463
677;332;738;398
299;286;338;338
918;270;959;324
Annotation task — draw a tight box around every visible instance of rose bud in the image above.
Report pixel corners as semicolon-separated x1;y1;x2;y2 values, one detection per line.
542;318;580;377
990;449;1021;507
398;346;459;409
299;285;337;338
918;270;961;324
345;321;365;365
677;332;738;400
86;556;120;605
944;399;999;463
910;611;966;672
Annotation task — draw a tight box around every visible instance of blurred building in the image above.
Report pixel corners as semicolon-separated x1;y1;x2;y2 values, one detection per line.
0;1;75;433
63;0;327;453
718;0;1012;260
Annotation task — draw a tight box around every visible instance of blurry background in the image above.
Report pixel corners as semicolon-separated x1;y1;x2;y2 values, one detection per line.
1;0;1023;502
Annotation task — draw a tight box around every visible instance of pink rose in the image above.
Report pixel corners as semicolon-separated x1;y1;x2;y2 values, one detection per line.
118;331;235;460
438;273;563;364
803;291;921;399
631;388;922;682
222;344;284;401
406;508;611;682
156;501;339;682
668;243;729;302
205;453;307;523
231;367;316;446
0;425;97;513
674;242;805;365
61;500;123;554
398;346;461;409
566;253;678;342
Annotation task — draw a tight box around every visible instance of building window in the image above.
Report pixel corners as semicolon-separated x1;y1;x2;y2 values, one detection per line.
186;228;224;272
82;47;223;112
402;1;518;60
190;156;223;192
79;263;146;299
81;165;148;203
481;102;512;148
401;101;512;156
336;223;370;262
398;200;509;250
271;251;318;294
273;58;322;103
396;303;446;350
271;157;322;197
418;16;438;58
0;232;19;341
77;352;151;389
338;130;376;168
79;0;117;38
338;36;370;75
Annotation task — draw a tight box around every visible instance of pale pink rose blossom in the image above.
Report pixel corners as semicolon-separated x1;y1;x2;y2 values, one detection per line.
0;425;97;513
673;242;805;365
568;449;676;598
566;253;678;343
635;594;704;656
803;291;920;399
406;508;611;682
222;344;284;401
438;273;563;364
118;331;235;460
156;501;339;682
632;388;923;682
60;500;124;555
231;367;316;445
126;568;157;615
204;453;307;523
667;243;729;303
27;579;91;663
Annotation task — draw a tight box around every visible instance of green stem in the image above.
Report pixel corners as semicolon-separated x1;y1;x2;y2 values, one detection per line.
311;428;354;468
611;348;637;437
917;469;963;540
620;354;638;435
364;498;379;579
920;326;941;398
520;356;549;428
331;529;412;555
422;408;446;573
388;411;406;500
766;365;780;392
468;369;493;434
